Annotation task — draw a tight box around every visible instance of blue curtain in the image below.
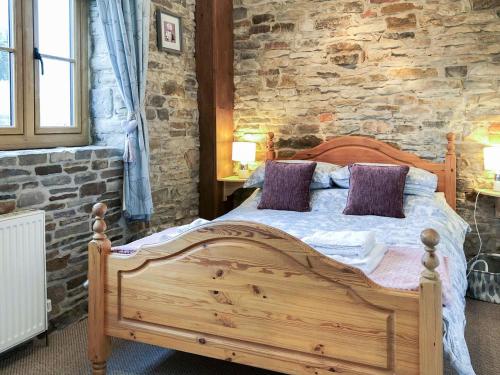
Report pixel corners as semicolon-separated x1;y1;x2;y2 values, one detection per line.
97;0;153;221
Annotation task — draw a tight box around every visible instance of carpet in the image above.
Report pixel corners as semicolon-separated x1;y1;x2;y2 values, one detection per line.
0;299;498;375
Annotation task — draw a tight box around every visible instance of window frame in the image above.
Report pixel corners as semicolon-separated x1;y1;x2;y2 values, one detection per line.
0;0;24;136
0;0;89;150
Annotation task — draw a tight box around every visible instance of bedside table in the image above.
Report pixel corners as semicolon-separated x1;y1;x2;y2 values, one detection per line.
475;188;500;218
218;176;247;201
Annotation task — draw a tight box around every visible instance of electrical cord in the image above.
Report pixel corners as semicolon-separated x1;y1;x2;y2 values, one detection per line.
466;191;483;278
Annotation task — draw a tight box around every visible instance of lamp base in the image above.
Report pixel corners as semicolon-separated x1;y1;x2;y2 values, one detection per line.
237;169;251;179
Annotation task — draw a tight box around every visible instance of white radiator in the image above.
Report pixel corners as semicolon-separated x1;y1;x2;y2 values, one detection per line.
0;210;48;353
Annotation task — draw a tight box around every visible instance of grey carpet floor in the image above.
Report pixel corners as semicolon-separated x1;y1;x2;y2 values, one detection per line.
0;299;498;375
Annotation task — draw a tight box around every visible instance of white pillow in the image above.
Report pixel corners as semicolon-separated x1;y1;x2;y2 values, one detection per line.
330;163;438;197
244;160;341;190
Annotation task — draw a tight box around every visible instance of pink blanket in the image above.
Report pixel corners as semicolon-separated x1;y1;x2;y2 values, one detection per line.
370;246;451;305
113;231;451;305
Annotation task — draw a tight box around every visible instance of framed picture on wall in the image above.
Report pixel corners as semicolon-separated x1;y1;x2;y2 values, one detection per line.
156;9;183;54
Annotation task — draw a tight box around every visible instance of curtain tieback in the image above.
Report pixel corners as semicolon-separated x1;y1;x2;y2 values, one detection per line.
122;111;140;163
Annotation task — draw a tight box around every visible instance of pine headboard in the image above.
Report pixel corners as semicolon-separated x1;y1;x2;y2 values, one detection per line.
266;133;457;210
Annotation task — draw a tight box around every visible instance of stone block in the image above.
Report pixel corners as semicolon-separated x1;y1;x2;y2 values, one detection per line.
148;95;167;107
50;151;75;163
390;68;438;79
381;3;420;15
0;200;15;214
35;165;63;175
75;149;93;160
79;181;106;197
331;54;361;67
64;165;88;174
41;175;72;187
22;181;38;189
0;183;19;193
0;157;17;167
386;14;417;30
18;153;48;165
0;169;30;179
250;25;270;34
47;285;66;304
233;7;247;21
91;160;108;170
272;23;295;33
277;135;323;149
55;222;89;239
471;0;500;10
157;108;170;121
101;169;122;179
46;254;70;272
445;66;467;78
74;172;97;185
252;14;275;25
49;193;78;201
18;190;46;207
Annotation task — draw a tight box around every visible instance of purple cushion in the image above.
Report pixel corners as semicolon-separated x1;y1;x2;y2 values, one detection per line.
343;164;409;218
258;161;317;212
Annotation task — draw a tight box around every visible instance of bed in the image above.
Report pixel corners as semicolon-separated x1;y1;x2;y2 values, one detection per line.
87;134;470;375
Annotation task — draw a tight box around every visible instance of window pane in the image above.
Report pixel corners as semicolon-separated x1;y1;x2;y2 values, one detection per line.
0;51;12;127
38;0;72;58
39;58;73;127
0;0;11;48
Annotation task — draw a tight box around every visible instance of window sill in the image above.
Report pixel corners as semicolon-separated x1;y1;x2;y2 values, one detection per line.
0;133;90;151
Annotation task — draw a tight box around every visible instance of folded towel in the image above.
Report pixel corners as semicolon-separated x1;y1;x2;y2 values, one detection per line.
326;243;387;274
302;230;376;258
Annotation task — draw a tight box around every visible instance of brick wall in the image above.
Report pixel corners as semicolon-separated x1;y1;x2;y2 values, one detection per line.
233;0;500;255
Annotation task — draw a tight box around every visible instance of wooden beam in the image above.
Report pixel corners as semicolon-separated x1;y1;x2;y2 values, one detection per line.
196;0;234;219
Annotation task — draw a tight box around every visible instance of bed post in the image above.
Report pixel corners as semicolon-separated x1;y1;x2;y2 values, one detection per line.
445;133;456;210
419;229;443;375
266;132;276;160
88;203;111;374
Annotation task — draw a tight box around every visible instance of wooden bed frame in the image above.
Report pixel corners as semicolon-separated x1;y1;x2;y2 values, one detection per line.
88;134;457;375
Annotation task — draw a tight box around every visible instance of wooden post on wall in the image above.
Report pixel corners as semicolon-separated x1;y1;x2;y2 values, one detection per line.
196;0;234;220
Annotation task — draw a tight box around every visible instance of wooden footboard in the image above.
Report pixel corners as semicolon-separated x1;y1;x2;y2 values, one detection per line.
88;203;443;375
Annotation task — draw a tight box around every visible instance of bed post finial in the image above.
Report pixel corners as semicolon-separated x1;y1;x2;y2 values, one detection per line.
266;132;276;161
420;228;440;281
446;132;455;155
92;203;108;241
419;228;443;374
88;202;111;374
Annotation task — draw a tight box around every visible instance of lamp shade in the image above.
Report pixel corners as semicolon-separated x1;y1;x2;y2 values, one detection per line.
484;146;500;172
232;142;256;163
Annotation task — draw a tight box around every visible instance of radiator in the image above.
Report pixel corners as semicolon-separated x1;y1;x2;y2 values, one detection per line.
0;210;48;353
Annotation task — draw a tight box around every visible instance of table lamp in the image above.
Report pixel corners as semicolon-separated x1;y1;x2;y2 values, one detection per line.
484;146;500;191
232;142;256;179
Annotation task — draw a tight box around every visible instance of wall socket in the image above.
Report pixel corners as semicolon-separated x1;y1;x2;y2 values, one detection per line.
46;299;52;313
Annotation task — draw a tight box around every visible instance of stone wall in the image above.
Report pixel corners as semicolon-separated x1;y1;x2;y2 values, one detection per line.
0;147;127;328
233;0;500;255
0;0;198;329
89;0;199;231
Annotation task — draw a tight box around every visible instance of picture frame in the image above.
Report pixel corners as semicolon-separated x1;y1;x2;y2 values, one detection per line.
156;9;183;54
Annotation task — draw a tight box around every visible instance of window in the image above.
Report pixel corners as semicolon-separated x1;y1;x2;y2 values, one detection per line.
0;0;88;150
